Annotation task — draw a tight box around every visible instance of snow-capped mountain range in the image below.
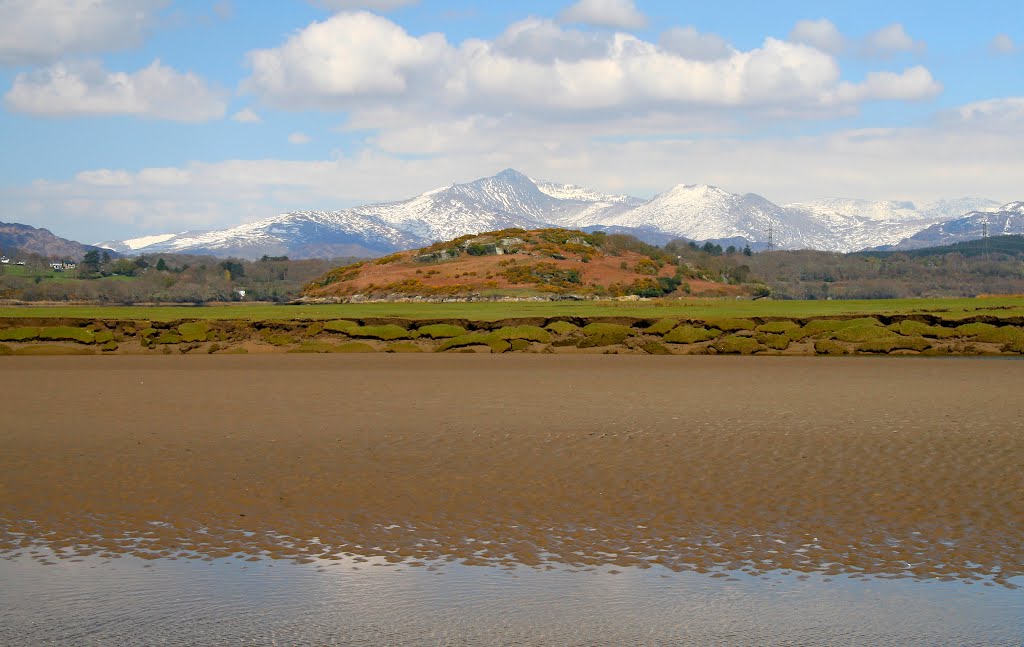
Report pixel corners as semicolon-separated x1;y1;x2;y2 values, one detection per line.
96;169;1009;259
881;202;1024;250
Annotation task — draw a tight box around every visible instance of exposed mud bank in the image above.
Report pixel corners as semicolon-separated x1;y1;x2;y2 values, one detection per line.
2;355;1022;586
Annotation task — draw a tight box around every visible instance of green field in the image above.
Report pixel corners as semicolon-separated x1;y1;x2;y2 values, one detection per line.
1;264;137;283
2;296;1024;322
2;265;74;280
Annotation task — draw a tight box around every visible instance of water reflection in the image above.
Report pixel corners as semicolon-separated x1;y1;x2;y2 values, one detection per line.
1;549;1021;646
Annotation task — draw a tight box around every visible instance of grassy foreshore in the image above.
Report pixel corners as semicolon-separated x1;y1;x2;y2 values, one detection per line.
3;296;1024;356
2;295;1024;322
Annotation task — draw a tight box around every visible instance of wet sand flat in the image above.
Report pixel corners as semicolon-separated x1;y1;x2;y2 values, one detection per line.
1;355;1023;584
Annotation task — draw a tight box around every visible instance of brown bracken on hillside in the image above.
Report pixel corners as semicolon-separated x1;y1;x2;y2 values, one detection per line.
302;228;748;301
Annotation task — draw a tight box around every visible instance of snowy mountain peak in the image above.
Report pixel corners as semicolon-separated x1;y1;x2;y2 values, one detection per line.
97;169;1007;259
494;168;532;183
601;183;809;247
665;183;731;198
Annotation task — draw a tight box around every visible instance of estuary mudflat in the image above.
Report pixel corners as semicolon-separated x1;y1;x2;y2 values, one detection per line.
1;355;1022;644
3;354;1022;578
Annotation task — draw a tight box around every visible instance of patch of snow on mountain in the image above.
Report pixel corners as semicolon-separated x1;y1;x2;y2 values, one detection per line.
918;198;1003;220
96;232;185;252
785;198;922;223
532;178;642;205
121;233;182;249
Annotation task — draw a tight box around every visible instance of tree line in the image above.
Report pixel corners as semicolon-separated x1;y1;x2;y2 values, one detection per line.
0;250;354;303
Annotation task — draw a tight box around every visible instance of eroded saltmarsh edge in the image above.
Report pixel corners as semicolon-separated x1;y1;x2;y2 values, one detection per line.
3;313;1024;356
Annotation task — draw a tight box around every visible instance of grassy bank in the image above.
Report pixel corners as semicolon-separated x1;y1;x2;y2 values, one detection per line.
2;296;1024;322
3;302;1024;357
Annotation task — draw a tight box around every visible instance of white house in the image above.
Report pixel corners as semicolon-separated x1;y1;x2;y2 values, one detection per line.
0;256;9;264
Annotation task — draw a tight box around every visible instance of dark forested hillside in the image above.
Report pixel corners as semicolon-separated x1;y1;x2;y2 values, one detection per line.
741;236;1024;299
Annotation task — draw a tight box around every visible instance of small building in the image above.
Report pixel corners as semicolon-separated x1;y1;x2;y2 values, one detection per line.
50;262;64;271
0;256;9;264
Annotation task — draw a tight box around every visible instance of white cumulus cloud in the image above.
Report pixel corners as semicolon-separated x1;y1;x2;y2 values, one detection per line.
0;0;168;66
558;0;647;31
242;13;940;120
4;59;227;122
953;97;1024;128
231;108;262;123
864;23;923;55
242;11;449;108
494;17;612;62
288;132;312;144
658;26;733;61
831;66;942;103
789;18;845;55
789;20;926;58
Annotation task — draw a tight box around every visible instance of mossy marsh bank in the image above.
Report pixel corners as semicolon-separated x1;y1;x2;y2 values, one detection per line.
3;295;1024;321
2;355;1022;587
4;311;1024;356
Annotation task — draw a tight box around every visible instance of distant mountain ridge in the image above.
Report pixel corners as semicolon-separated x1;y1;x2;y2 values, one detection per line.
96;169;652;260
89;169;1009;259
884;202;1024;250
1;221;112;260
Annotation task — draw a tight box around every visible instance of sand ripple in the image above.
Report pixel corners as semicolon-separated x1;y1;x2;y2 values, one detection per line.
2;355;1022;586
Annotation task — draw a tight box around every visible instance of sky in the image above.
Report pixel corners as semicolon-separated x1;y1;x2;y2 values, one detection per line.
0;0;1022;243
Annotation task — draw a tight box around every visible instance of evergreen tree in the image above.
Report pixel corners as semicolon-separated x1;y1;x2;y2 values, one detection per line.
81;250;101;276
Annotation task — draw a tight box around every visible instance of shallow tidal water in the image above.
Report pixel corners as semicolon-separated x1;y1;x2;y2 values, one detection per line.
2;550;1022;646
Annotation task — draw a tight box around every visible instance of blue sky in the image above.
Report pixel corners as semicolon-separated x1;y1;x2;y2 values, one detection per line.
1;0;1022;242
